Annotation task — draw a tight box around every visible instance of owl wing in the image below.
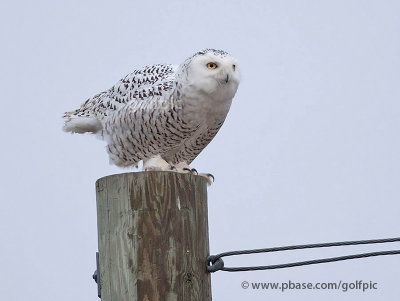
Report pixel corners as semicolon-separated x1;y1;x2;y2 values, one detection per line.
63;64;178;133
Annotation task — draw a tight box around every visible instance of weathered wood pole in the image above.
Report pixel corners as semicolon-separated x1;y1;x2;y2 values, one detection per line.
95;171;211;301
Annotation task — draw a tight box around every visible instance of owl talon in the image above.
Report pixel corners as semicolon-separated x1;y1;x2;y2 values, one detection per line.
183;168;198;175
198;173;215;185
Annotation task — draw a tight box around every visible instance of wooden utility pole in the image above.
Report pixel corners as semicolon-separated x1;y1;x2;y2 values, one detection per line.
95;171;211;301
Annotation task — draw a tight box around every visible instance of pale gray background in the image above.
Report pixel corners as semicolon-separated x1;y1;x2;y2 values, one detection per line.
0;0;399;300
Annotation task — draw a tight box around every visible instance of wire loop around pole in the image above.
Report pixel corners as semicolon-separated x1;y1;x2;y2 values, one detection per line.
206;255;224;272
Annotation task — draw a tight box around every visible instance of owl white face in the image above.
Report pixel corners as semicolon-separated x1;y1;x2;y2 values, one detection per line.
185;51;240;100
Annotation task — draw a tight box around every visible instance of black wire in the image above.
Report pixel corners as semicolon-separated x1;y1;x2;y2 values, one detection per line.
207;237;400;272
221;250;400;272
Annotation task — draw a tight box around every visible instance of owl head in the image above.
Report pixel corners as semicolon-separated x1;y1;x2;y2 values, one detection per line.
180;49;240;100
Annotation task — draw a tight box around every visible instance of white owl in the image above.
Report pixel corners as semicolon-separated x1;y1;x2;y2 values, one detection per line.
63;49;240;181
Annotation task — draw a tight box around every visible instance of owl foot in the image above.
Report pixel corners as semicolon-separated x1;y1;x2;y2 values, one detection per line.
143;155;171;171
172;162;214;185
173;162;192;173
174;163;198;175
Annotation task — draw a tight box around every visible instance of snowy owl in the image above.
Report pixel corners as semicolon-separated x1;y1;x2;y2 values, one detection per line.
63;49;240;181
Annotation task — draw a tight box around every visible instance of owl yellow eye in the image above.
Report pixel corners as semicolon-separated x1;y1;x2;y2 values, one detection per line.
207;62;217;69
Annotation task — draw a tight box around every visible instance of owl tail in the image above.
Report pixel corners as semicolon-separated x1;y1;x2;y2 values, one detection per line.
63;114;102;134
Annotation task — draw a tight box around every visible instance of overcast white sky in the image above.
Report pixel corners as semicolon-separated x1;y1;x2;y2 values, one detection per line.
0;1;399;300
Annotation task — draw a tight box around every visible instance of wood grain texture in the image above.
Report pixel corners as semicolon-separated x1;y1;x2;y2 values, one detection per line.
96;171;211;301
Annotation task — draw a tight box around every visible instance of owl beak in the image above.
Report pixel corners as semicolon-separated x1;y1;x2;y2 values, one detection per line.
225;74;230;83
